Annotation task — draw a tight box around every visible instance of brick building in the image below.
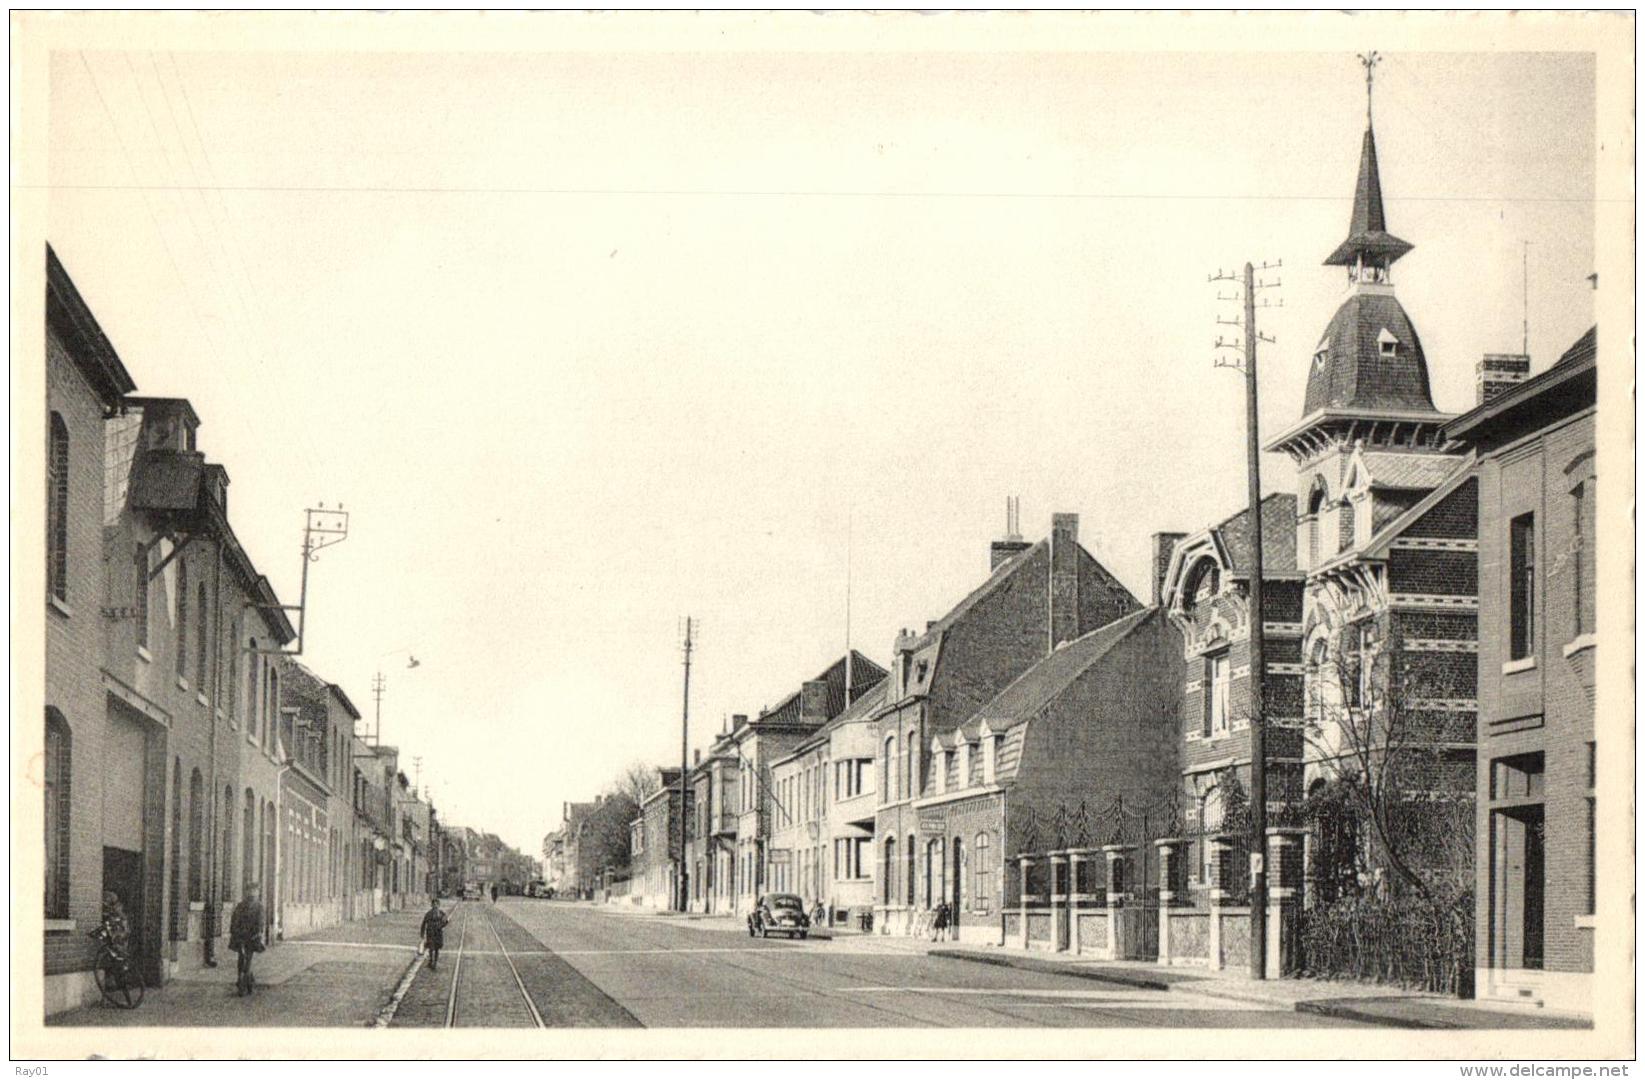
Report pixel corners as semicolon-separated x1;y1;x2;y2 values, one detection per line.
936;605;1184;948
629;769;685;908
872;513;1139;935
275;662;360;937
723;653;884;916
1445;326;1597;1014
43;247;137;1013
686;736;741;914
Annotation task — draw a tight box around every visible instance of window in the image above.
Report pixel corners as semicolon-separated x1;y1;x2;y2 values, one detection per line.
883;837;896;904
47;413;68;603
905;728;918;798
973;832;992;914
243;790;256;893
196;582;210;693
245;639;259;733
45;710;70;917
176;559;189;679
1307;479;1328;568
1572;479;1595;637
1337;499;1355;554
188;768;205;902
1206;652;1231;735
1585;743;1596;917
1377;327;1399;358
134;545;150;650
266;668;280;748
1510;513;1536;660
883;735;896;802
905;833;915;906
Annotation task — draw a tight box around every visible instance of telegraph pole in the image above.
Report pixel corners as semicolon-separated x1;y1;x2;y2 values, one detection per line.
371;672;387;745
677;617;695;913
1211;258;1280;978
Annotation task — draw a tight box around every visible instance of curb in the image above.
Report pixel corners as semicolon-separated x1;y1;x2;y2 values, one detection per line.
369;950;426;1029
927;949;1171;991
1294;998;1459;1029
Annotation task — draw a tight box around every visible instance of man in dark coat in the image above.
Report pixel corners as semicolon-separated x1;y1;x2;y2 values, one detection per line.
420;897;450;971
228;884;265;997
490;884;499;904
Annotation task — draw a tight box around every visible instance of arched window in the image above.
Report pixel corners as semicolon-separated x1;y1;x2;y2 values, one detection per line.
44;709;71;917
267;667;281;749
47;413;68;603
243;789;256;893
905;728;918;798
246;640;260;738
974;832;992;914
197;582;211;693
175;559;190;679
883;735;895;802
883;836;896;905
188;768;205;902
168;759;182;939
134;545;150;650
905;833;916;906
1307;478;1329;567
221;785;234;900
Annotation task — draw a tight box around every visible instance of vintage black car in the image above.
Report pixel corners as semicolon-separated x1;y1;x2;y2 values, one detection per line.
747;893;810;939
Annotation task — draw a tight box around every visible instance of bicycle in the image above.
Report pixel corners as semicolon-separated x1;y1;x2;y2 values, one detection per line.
88;925;144;1009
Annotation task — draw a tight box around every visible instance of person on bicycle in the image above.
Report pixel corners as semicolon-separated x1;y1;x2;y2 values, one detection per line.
420;896;449;971
100;891;131;958
228;884;265;997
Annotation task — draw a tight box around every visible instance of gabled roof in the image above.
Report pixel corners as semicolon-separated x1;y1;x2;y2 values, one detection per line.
1444;326;1596;447
1354;450;1465;492
970;607;1160;732
46;244;137;407
907;539;1045;652
778;678;891;761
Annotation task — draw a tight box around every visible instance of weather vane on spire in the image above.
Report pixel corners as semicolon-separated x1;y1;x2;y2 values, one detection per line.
1359;51;1382;123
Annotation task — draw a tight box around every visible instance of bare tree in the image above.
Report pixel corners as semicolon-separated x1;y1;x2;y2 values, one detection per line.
609;760;663;806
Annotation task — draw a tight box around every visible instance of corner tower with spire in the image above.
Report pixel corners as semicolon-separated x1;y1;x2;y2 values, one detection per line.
1265;52;1460;577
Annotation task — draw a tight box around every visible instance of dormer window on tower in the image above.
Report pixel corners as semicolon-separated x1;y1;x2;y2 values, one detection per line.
1377;328;1399;358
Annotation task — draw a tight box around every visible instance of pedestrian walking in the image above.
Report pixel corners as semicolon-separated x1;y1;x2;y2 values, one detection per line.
811;900;827;931
228;884;266;997
932;900;950;942
490;884;498;903
420;897;450;971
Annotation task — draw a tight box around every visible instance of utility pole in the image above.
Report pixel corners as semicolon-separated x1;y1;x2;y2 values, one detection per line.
678;617;695;913
1211;258;1280;978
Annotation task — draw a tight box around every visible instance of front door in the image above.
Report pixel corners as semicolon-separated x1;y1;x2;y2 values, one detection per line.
1492;806;1545;971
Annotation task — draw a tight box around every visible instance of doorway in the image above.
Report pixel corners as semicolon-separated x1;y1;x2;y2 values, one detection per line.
1492;805;1545;971
102;847;146;980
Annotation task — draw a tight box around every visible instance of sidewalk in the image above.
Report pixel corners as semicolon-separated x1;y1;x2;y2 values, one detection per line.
48;907;426;1027
924;946;1591;1029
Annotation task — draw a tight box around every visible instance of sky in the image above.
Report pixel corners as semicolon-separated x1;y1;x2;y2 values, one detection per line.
40;43;1597;857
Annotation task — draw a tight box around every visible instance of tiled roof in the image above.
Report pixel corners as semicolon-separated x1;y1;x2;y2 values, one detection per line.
1212;493;1298;575
1357;451;1465;491
1552;325;1597;371
757;650;888;727
128;449;205;512
1443;326;1597;447
906;539;1047;651
1303;292;1440;416
788;678;891;756
970;607;1159;731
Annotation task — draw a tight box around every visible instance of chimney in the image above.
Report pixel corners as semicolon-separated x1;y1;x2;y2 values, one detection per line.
1049;513;1080;649
1151;531;1187;607
693;749;701;766
1477;353;1530;406
731;713;748;733
991;494;1032;570
800;680;830;723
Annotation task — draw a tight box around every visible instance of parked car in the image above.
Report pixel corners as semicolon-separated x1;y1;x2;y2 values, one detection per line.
462;882;482;900
747;893;810;939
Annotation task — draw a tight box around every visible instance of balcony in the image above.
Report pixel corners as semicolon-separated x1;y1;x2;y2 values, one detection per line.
712;810;738;836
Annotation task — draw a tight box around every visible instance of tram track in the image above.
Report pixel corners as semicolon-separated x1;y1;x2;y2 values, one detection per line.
445;901;545;1029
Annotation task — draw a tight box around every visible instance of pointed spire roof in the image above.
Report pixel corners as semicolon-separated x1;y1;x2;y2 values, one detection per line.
1324;123;1414;267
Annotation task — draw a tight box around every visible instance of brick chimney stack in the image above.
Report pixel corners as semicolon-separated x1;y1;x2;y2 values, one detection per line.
800;680;830;723
1151;532;1187;606
1477;353;1530;406
1049;513;1080;649
991;495;1031;570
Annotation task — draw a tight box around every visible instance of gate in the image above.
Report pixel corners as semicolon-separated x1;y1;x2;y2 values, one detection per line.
1094;789;1183;962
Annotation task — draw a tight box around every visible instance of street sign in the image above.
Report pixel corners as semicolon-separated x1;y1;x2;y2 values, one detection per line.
919;819;946;835
768;848;791;864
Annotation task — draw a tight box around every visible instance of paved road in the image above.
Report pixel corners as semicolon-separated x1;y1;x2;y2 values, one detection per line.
389;900;1370;1028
